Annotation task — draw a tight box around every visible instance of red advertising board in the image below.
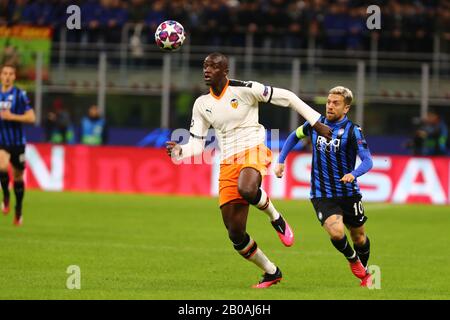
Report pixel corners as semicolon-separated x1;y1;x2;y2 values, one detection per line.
24;144;450;204
25;144;212;196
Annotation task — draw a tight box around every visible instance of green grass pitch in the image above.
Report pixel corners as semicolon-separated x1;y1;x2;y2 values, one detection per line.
0;190;449;300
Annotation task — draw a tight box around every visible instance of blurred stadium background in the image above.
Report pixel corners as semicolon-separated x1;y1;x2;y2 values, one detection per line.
0;0;449;300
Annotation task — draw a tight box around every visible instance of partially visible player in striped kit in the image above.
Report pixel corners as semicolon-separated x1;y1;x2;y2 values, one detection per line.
275;86;374;287
0;64;36;226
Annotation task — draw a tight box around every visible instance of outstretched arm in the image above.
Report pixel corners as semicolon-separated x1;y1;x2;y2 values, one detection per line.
274;125;308;178
270;88;332;139
270;88;320;125
166;137;205;159
166;99;209;160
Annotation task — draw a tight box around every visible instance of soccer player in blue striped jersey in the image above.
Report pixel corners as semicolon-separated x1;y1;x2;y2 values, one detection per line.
275;86;374;287
0;64;36;226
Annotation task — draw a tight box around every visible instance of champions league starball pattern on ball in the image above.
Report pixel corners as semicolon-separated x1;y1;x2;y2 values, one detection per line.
154;20;186;51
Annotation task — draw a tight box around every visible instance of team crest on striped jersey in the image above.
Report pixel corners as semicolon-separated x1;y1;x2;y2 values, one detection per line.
230;98;238;109
0;101;11;110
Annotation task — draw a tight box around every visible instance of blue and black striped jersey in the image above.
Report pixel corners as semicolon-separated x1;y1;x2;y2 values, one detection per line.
302;115;369;198
0;86;32;146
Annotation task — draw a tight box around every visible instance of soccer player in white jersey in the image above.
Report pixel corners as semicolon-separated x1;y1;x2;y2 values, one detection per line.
166;52;332;288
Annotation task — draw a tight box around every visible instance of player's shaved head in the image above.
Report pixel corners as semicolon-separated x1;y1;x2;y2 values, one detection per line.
203;52;229;89
206;52;229;69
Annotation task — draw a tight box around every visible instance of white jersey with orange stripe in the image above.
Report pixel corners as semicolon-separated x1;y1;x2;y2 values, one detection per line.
177;79;321;162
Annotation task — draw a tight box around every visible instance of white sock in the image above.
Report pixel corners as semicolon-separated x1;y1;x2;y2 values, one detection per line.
235;235;277;274
255;188;281;221
248;248;277;274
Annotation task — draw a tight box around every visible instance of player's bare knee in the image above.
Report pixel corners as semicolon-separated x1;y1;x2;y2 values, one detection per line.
328;229;345;241
325;225;345;240
228;230;246;245
237;184;257;202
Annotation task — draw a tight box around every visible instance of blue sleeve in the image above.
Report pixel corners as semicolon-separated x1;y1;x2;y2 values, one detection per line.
278;130;301;163
302;121;311;137
352;125;369;152
350;126;373;177
351;149;373;178
20;90;32;112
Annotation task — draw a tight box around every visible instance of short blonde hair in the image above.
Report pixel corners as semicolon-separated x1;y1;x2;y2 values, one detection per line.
329;86;353;106
1;63;16;72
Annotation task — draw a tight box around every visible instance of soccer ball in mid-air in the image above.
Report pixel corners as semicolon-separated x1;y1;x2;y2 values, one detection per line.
155;20;186;51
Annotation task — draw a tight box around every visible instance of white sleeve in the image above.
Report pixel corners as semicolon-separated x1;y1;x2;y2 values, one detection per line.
177;99;209;160
246;81;273;103
177;137;205;160
269;87;321;126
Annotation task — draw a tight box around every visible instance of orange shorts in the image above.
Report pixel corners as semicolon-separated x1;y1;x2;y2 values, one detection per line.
218;144;272;207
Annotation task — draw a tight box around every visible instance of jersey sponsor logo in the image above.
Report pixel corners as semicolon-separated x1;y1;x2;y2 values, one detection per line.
316;136;341;153
0;101;12;111
230;98;238;109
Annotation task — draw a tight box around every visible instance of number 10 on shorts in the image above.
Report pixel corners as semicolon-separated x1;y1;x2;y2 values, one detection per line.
353;201;364;216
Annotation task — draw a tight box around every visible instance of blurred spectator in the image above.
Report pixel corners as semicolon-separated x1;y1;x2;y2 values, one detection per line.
82;0;103;43
408;4;433;53
9;0;27;25
405;117;427;156
45;98;75;144
80;104;107;145
100;0;128;44
168;0;189;27
346;7;366;51
44;110;56;142
421;109;448;156
145;0;166;33
201;1;229;47
127;0;149;62
127;0;149;24
323;3;347;50
436;3;450;57
264;0;290;49
407;110;448;156
21;0;54;26
0;0;12;26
